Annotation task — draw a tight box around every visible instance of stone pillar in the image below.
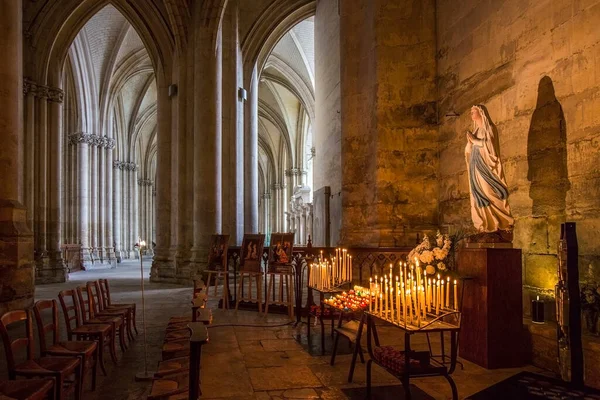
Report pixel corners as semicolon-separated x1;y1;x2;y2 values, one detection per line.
104;140;116;267
113;161;122;261
244;68;259;232
340;0;438;247
261;192;271;235
36;91;48;265
23;81;35;230
151;73;174;277
191;20;222;278
70;133;92;267
45;89;66;282
90;142;98;260
0;0;35;313
98;139;105;261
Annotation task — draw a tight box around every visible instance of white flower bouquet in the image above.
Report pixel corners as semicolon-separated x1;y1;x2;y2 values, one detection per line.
407;231;452;275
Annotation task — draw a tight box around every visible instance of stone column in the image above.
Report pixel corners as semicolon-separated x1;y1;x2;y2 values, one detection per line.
191;21;222;278
90;141;98;260
0;0;35;313
340;0;438;246
113;161;122;262
151;70;174;278
36;90;48;266
70;133;92;267
261;192;270;235
244;68;259;232
98;139;105;261
45;88;66;282
23;80;35;231
104;140;116;266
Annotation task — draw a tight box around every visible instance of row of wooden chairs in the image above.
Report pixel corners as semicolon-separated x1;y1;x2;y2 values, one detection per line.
0;279;137;400
149;282;211;399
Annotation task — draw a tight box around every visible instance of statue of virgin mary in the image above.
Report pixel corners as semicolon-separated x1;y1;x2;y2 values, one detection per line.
465;105;514;234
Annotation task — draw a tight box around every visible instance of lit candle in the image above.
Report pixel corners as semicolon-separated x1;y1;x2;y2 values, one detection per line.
446;277;450;309
379;293;383;316
403;289;407;324
441;279;445;309
436;280;440;315
454;280;458;310
427;278;432;313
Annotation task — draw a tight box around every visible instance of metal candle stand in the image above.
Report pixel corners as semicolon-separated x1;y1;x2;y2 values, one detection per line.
135;240;156;381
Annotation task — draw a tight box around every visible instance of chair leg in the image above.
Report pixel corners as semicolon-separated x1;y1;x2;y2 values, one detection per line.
235;274;244;311
348;341;360;383
109;330;118;364
76;361;83;400
288;274;294;320
330;332;340;366
257;275;263;313
119;323;127;353
132;307;138;335
92;347;98;390
265;275;273;315
445;374;459;400
127;311;134;341
366;359;373;399
97;334;107;375
223;274;229;310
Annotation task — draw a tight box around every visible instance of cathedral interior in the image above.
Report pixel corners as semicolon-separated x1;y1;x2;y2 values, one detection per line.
1;0;600;399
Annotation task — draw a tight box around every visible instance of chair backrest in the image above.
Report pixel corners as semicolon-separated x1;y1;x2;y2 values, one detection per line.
0;310;34;376
76;284;96;322
58;289;83;337
98;279;111;308
86;281;104;313
33;300;60;353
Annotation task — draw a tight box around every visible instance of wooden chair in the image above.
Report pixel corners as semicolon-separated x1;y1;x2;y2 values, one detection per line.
0;379;55;400
98;278;138;335
235;233;266;313
33;300;99;392
88;280;133;342
204;234;231;309
76;284;127;353
58;289;117;373
149;323;209;400
0;310;82;400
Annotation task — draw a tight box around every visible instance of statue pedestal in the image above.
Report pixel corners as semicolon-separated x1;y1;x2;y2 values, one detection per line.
458;247;525;369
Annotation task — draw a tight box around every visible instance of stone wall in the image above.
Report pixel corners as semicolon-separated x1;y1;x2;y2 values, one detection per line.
340;0;439;247
436;0;600;292
314;0;341;245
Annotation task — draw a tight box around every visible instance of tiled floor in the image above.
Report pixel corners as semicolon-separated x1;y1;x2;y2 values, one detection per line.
7;260;547;399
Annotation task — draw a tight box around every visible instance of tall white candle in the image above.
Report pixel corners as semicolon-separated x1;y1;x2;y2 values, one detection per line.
454;280;458;310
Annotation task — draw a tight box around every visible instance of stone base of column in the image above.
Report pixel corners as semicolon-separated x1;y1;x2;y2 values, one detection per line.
0;200;35;314
104;247;117;268
36;252;68;284
150;248;177;283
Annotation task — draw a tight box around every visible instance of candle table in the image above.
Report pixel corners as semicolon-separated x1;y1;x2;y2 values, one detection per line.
306;286;347;355
365;311;461;400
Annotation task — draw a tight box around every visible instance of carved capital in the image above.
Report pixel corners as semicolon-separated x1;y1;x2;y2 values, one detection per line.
261;192;271;199
138;179;154;187
68;132;95;146
36;85;49;99
47;87;64;103
112;160;137;171
23;79;37;96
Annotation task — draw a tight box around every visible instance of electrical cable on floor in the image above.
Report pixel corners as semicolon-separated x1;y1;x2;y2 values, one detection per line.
207;321;295;329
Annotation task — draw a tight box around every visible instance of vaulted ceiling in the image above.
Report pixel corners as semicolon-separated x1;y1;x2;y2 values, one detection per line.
258;17;315;192
66;4;157;178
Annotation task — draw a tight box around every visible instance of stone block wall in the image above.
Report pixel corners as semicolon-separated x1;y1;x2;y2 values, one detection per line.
340;0;439;247
436;0;600;296
314;0;342;245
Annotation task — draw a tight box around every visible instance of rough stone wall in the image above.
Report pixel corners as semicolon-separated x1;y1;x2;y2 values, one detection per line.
436;0;600;293
314;0;341;245
340;0;438;247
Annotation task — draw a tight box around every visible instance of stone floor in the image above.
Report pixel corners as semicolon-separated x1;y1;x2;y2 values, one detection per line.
0;260;549;399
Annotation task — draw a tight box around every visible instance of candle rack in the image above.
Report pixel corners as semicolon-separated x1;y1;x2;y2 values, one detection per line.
307;248;353;292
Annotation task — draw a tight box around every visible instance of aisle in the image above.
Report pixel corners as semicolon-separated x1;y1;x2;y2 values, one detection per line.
15;265;545;399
